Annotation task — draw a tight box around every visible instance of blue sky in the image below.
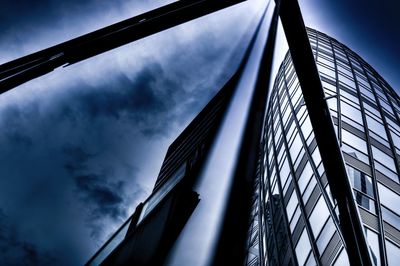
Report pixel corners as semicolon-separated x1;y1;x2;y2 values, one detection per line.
0;0;398;265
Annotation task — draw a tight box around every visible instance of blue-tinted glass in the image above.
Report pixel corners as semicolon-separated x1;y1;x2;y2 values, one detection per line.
295;228;312;266
386;240;400;266
381;206;400;229
333;248;350;266
316;218;336;254
309;196;330;237
365;228;380;266
378;183;400;219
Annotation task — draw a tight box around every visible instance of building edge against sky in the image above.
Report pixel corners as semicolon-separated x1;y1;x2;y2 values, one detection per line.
252;27;400;266
86;24;400;265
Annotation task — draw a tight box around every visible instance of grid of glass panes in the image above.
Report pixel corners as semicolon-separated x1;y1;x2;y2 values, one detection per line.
245;161;262;266
309;28;400;266
260;45;349;265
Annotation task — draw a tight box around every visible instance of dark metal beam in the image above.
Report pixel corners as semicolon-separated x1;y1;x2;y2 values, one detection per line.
0;0;246;93
212;2;279;265
163;2;276;265
276;0;373;265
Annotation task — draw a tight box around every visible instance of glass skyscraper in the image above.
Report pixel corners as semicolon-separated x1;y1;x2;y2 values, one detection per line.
2;0;398;264
251;28;400;266
87;25;400;265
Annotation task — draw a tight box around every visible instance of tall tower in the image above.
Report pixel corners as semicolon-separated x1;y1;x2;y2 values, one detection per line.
2;0;397;264
257;28;400;266
87;27;400;265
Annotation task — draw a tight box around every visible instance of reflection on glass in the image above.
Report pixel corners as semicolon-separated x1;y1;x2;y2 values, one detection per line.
295;228;312;266
290;206;301;232
333;248;350;266
342;129;368;154
381;206;400;229
365;228;380;266
346;165;376;213
355;193;375;214
303;177;317;204
309;196;330;237
286;191;298;220
138;162;186;223
386;240;400;266
298;162;313;193
316;218;336;254
347;165;374;197
378;183;400;219
305;253;316;266
88;216;131;265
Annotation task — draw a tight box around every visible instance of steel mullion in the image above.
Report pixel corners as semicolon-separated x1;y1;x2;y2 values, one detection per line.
269;101;299;266
343;45;389;266
276;0;372;264
357;54;400;183
281;48;346;246
278;67;322;265
371;75;400;176
328;36;342;145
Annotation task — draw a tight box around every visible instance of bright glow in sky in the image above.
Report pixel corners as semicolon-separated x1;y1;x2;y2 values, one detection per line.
0;0;398;264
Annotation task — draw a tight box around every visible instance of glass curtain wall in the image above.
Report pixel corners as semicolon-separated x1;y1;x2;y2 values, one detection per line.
257;28;400;266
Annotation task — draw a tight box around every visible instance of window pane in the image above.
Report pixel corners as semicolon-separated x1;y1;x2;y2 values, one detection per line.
286;191;298;220
341;101;363;124
301;116;313;140
342;129;368;154
347;165;374;197
381;206;400;229
378;183;400;215
290;134;303;162
298;162;313;193
295;229;312;266
372;146;397;173
309;196;330;237
303;177;317;203
333;248;350;266
365;228;380;266
316;218;336;254
386;240;400;266
290;206;301;232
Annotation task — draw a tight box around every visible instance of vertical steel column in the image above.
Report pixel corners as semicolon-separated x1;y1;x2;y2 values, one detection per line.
276;0;372;265
212;2;280;265
165;1;279;265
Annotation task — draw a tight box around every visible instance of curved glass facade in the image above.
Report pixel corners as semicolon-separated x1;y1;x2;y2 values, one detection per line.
257;28;400;266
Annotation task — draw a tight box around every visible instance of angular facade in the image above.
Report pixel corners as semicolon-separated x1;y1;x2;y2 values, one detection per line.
255;28;400;266
85;72;238;266
86;26;400;266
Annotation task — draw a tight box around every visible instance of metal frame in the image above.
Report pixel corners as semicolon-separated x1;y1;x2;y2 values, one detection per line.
276;0;373;264
0;0;246;92
3;0;399;264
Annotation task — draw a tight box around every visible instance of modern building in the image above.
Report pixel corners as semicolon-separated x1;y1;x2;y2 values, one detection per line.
249;28;400;266
3;0;397;264
85;70;238;265
86;26;400;266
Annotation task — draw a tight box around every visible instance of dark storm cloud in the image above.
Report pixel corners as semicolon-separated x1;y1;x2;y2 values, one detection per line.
62;62;181;136
0;90;149;264
0;209;60;265
0;0;261;264
0;22;250;265
61;143;144;239
0;0;170;62
0;0;396;265
75;175;125;219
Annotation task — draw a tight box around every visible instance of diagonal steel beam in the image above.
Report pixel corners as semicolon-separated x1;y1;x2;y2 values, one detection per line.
0;0;246;93
276;0;372;265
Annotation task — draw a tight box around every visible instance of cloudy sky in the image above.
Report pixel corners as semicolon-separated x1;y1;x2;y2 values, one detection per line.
0;0;399;265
